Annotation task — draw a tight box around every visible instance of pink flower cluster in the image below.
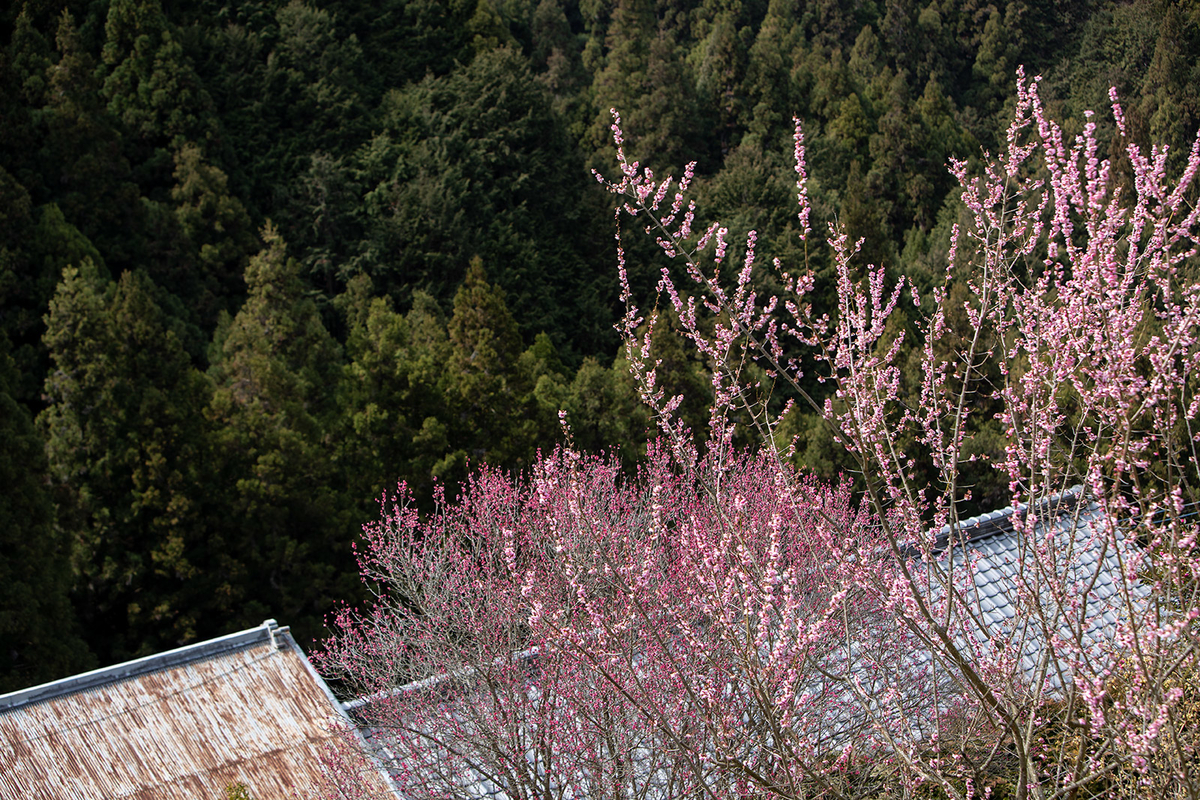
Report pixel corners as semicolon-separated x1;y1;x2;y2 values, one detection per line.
589;68;1200;798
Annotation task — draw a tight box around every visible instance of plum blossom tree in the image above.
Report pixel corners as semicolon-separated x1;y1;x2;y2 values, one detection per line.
319;71;1200;800
317;444;897;799
596;68;1200;798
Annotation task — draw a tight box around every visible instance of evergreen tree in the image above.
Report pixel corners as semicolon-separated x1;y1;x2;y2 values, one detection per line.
0;166;104;406
690;0;755;155
40;264;217;663
338;275;451;510
1066;0;1160;128
588;0;708;170
563;354;648;468
165;141;256;325
442;256;532;482
293;151;363;295
743;0;806;146
40;10;144;270
206;226;356;646
402;289;461;497
0;168;42;403
0;332;93;692
101;0;217;149
3;0;1200;669
394;257;574;491
466;0;517;54
968;4;1025;139
189;8;269;206
336;0;473;100
258;0;367;216
1138;3;1200;173
531;0;590;133
360;46;611;360
1;8;52;194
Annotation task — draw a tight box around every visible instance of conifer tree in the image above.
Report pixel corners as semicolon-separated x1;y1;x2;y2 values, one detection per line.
166;141;256;324
333;0;471;101
588;0;706;169
0;333;92;692
429;257;575;486
531;0;589;127
0;168;104;406
563;353;648;468
295;151;361;294
1138;3;1200;172
101;0;216;148
691;2;753;154
401;290;459;495
207;226;355;645
0;168;41;402
40;264;216;663
1;8;51;192
360;46;610;358
743;0;806;145
339;276;450;510
255;0;367;215
442;256;528;481
40;10;144;270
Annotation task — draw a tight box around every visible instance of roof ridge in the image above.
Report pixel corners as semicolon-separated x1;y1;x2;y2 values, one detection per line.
920;485;1088;556
0;620;288;714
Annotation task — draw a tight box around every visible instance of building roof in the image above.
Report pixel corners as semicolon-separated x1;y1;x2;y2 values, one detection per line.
924;487;1087;555
928;485;1143;681
0;619;393;800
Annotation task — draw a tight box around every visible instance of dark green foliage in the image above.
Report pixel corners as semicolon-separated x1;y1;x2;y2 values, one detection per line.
0;333;93;692
206;227;357;646
101;0;217;149
0;164;103;406
563;354;648;466
0;0;1195;668
338;275;454;509
337;0;475;97
587;0;710;170
442;257;559;481
159;141;256;327
1138;3;1200;167
1;9;52;193
359;46;612;360
40;264;217;663
190;0;369;226
293;151;363;295
869;77;976;235
261;1;367;172
531;0;591;131
36;11;145;270
742;0;805;146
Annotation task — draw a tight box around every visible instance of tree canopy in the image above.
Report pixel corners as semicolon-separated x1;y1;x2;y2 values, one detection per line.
2;0;1198;679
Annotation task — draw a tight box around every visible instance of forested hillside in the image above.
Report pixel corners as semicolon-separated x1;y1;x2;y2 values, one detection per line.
2;0;1197;690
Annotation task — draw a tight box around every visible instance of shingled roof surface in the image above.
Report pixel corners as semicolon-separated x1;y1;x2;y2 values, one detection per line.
929;486;1141;680
0;620;385;800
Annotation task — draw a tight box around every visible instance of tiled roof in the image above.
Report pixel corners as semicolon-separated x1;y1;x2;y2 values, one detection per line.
0;620;395;800
926;486;1143;682
923;487;1087;555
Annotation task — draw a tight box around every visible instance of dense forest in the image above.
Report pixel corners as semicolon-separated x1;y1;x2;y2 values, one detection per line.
1;0;1197;691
